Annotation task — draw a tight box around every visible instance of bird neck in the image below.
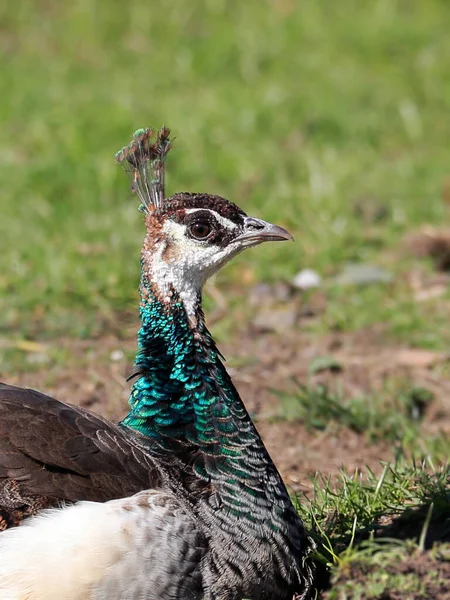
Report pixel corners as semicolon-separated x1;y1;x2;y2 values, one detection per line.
121;271;275;481
120;273;310;584
121;273;208;437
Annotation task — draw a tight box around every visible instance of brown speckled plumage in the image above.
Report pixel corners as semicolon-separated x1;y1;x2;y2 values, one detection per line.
163;192;245;222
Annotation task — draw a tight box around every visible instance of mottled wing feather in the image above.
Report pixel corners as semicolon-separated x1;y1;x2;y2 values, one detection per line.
0;383;160;504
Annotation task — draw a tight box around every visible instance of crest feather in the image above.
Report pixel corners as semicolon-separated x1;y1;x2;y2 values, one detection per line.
115;126;172;212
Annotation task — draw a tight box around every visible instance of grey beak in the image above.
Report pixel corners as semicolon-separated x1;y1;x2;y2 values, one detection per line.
234;216;294;246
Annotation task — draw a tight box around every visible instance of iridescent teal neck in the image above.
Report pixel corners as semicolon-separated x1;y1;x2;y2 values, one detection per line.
120;274;300;540
121;275;256;456
121;279;204;438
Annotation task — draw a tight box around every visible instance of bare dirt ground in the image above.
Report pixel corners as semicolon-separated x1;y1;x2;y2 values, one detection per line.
331;552;450;600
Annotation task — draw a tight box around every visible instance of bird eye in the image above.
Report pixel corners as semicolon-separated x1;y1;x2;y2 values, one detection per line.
189;221;212;240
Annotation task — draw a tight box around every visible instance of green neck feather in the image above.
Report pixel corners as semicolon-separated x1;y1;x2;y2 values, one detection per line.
121;275;253;450
120;274;298;530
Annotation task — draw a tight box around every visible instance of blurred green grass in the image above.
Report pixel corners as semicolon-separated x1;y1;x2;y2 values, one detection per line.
299;459;450;599
2;5;450;596
1;0;450;339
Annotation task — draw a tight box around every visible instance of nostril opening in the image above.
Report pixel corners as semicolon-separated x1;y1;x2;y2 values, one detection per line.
245;218;265;231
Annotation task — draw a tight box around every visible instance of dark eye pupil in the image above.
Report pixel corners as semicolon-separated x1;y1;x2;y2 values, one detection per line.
191;222;211;239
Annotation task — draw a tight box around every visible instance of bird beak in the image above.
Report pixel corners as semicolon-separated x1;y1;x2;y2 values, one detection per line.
234;216;294;246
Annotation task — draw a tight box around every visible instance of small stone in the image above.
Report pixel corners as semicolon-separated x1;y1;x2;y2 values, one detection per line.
248;283;274;305
110;349;124;362
334;264;393;286
252;306;298;333
270;282;292;302
26;352;49;365
292;269;322;290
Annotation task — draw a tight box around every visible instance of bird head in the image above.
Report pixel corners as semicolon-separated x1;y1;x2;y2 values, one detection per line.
116;127;293;316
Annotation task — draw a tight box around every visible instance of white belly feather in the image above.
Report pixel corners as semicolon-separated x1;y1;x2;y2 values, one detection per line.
0;490;200;600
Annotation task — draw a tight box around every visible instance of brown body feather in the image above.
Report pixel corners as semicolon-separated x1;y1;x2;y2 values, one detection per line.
0;382;161;529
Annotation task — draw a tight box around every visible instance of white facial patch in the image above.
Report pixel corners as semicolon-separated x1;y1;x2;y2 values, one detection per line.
146;210;243;316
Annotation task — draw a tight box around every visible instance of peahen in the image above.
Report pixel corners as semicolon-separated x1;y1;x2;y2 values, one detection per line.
0;127;316;600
